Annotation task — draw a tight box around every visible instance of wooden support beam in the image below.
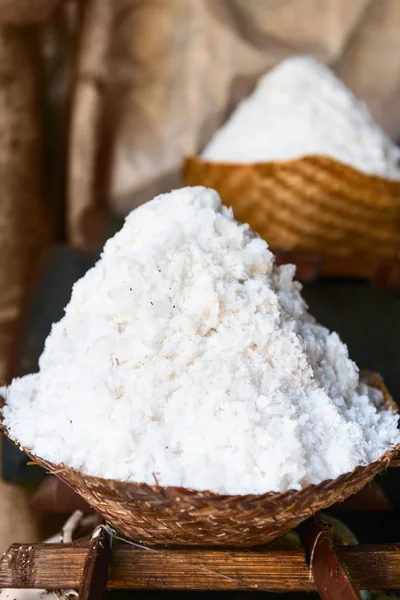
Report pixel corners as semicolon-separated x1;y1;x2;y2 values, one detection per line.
299;517;361;600
0;542;399;592
79;527;111;600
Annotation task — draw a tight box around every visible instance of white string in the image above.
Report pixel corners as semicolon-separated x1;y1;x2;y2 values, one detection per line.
113;534;155;552
309;530;324;581
91;524;155;551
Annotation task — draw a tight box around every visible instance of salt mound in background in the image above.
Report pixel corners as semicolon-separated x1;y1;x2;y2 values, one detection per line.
202;56;400;179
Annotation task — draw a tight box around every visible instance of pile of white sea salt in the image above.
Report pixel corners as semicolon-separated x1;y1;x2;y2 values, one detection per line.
2;187;399;495
202;56;400;179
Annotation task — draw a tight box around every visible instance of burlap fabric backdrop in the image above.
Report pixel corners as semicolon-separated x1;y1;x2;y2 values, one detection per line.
68;0;400;249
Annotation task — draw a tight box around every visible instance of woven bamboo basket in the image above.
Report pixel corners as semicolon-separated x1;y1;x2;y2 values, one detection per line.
1;371;399;547
184;155;400;260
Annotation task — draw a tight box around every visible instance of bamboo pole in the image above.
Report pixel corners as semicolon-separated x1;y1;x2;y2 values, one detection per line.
0;26;49;383
0;542;400;592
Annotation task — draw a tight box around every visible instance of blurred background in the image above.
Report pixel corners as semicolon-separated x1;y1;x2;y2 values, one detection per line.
0;0;399;576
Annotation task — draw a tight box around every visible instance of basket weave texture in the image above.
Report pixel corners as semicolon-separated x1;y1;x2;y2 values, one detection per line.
1;371;399;547
184;155;400;259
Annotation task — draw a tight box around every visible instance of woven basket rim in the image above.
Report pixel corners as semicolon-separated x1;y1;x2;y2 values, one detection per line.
185;154;400;187
1;371;398;502
271;247;400;262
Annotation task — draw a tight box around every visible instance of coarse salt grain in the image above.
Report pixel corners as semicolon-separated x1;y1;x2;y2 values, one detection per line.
2;187;399;494
202;56;400;179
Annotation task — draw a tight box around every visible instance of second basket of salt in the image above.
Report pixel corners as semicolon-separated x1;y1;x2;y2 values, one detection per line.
185;57;400;270
1;187;399;546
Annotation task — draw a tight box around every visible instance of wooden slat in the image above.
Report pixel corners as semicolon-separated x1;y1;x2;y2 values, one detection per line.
109;546;312;592
342;544;400;591
0;542;399;592
0;544;88;589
